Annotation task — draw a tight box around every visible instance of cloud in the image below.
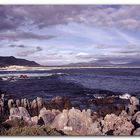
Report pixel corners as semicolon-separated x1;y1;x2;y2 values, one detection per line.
0;5;140;31
76;52;96;60
36;46;42;51
9;44;26;48
16;46;43;57
0;31;55;41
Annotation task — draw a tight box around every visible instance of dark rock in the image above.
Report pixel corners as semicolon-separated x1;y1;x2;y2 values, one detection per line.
47;96;72;110
105;130;114;135
97;104;125;117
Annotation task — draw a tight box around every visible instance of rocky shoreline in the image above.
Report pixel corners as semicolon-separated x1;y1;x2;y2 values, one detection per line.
0;90;140;136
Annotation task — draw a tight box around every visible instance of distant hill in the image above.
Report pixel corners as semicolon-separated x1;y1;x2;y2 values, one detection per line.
66;59;140;67
0;56;41;67
66;60;114;67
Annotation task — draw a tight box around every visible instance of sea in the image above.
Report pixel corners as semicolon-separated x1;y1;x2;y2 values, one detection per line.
0;68;140;105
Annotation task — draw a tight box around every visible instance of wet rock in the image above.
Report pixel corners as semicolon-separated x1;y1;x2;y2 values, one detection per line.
16;99;20;107
22;98;30;109
51;110;68;130
133;128;140;135
37;97;43;110
94;96;115;105
102;113;134;135
87;121;103;135
19;75;28;79
91;112;99;122
27;99;30;109
130;96;139;106
21;99;24;107
0;94;4;113
8;99;14;109
31;99;37;109
97;104;124;117
31;99;37;108
31;99;38;116
50;96;72;110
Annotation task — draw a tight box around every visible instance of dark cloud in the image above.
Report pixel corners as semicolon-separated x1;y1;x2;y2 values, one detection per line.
0;5;140;31
0;31;55;41
16;46;43;57
0;5;26;31
115;50;140;54
36;46;42;51
9;44;26;48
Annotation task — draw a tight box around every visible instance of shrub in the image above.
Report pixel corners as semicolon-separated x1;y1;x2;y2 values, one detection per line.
2;125;66;136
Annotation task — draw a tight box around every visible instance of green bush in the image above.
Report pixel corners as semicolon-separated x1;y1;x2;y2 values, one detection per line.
1;125;66;136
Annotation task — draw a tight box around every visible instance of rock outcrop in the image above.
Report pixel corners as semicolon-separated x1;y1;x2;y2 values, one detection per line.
1;93;140;136
133;128;140;135
101;113;134;135
9;107;31;123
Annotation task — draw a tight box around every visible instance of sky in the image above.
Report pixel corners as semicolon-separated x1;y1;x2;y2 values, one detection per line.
0;5;140;66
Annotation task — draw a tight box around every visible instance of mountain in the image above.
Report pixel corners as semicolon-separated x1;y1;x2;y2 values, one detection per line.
0;56;41;67
118;60;140;67
66;60;113;67
66;59;140;67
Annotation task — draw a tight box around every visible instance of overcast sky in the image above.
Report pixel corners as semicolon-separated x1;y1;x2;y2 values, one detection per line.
0;5;140;66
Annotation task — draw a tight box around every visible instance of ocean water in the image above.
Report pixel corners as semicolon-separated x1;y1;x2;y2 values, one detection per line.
0;68;140;101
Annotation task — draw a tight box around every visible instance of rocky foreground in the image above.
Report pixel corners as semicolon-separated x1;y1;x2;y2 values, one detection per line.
0;91;140;136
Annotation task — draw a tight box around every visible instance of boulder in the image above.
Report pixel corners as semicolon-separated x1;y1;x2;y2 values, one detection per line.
119;110;132;121
67;108;92;135
39;107;48;116
87;121;103;135
18;107;31;122
132;111;140;124
51;109;68;130
127;104;137;115
133;128;140;135
9;107;21;120
102;113;134;135
31;116;39;125
52;109;61;116
130;96;139;106
39;109;55;123
40;113;55;125
9;107;31;123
